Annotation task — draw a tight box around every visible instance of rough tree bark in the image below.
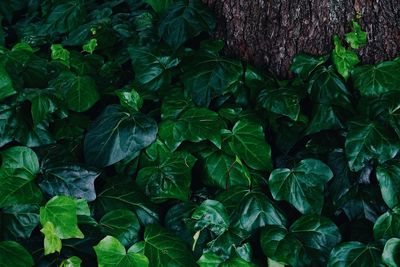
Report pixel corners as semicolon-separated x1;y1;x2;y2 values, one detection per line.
202;0;400;78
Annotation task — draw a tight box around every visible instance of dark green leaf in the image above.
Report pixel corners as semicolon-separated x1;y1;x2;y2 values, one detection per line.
84;105;157;167
382;238;400;267
0;241;34;267
2;204;39;239
376;161;400;208
192;200;230;235
258;86;301;120
328;242;383;267
269;159;333;214
373;208;400;240
290;54;328;80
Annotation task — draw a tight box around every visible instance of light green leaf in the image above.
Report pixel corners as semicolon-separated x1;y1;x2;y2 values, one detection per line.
345;20;367;49
40;221;62;255
83;38;97;54
116;88;143;112
61;256;82;267
40;196;84;239
332;36;360;80
197;252;223;267
51;44;70;66
345;120;400;172
269;159;333;214
94;236;149;267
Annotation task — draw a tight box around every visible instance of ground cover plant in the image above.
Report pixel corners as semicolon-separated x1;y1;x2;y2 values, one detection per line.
0;0;400;266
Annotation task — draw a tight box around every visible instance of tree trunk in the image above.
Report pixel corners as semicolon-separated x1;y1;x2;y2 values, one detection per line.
202;0;400;78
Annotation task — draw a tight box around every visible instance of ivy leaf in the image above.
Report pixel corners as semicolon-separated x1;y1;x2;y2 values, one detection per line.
0;241;34;267
94;236;149;267
84;105;158;167
51;44;70;66
0;63;16;101
373;208;400;240
2;204;39;239
51;71;99;112
332;36;360;80
382;238;400;267
345;20;367;49
96;183;159;225
159;0;215;48
197;252;224;267
100;209;141;246
352;61;400;96
40;196;84;239
60;256;82;267
268;159;333;214
376;161;400;208
258;86;301;121
229;119;272;171
38;164;100;201
345;120;400;172
144;224;196;267
328;242;383;266
136;151;196;202
182;51;243;106
30;91;57;126
144;0;175;13
40;221;62;255
83;38;97;54
192;199;230;235
290;54;328;80
159;107;225;151
128;46;179;91
261;215;341;266
116;88;143;112
0;146;42;208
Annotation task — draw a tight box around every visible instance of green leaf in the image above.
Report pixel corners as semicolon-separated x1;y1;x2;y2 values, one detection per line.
100;209;141;246
159;107;225;151
0;241;34;267
0;146;42;207
38;164;100;201
94;236;149;267
116;88;143;112
345;120;400;172
352;61;400;96
269;159;333;214
136;151;196;202
84;105;157;167
128;46;179;91
261;215;341;267
83;38;97;54
332;35;360;80
0;63;16;101
30;92;57;126
42;0;86;35
197;252;223;267
40;196;84;239
376;161;400;208
2;204;39;239
258;86;301;120
51;44;70;66
290;54;328;80
159;0;215;48
345;20;367;49
382;238;400;267
61;256;82;267
40;221;62;255
182;51;243;106
373;208;400;240
144;0;175;13
96;183;159;225
229;119;272;171
328;242;383;267
305;104;345;134
144;224;196;267
192;200;230;235
51;71;99;112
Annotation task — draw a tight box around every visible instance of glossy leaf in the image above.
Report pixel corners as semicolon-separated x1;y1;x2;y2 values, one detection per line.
345;120;399;172
328;242;383;267
269;159;333;214
94;236;149;267
345;20;367;49
332;35;360;80
84;105;157;167
192;200;230;235
290;54;328;80
373;208;400;240
382;238;400;267
376;162;400;208
0;241;34;267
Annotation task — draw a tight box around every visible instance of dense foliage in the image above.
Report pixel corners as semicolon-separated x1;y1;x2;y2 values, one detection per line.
0;0;400;266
